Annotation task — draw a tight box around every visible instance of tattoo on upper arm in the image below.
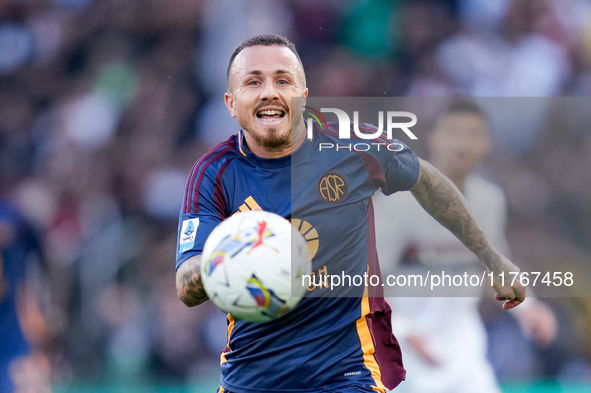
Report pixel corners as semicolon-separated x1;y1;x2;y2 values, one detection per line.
176;257;208;306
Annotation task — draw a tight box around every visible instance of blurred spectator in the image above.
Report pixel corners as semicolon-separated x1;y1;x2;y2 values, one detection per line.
374;99;559;393
437;0;571;97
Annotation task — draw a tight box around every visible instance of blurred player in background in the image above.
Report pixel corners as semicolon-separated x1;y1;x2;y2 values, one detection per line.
0;199;52;393
175;35;526;393
374;99;557;393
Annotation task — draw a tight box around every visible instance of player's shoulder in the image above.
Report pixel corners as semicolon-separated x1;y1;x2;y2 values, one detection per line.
183;134;241;195
190;134;239;172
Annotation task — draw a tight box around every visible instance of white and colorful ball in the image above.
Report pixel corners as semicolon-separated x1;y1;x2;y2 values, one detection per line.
201;210;311;323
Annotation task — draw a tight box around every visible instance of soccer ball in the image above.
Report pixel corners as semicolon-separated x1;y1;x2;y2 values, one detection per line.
201;210;312;323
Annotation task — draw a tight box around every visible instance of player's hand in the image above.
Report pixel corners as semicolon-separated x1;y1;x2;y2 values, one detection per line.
513;299;557;347
487;254;526;310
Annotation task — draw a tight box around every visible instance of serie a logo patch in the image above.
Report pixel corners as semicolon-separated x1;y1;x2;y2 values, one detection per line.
178;218;199;253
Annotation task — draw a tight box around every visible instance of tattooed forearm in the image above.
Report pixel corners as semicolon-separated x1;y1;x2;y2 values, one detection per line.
176;255;209;307
410;159;500;271
409;159;526;308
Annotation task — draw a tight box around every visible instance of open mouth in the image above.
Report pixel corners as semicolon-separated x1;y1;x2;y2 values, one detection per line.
256;109;286;122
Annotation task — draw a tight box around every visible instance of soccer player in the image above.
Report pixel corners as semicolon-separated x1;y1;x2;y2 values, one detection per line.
373;99;556;393
175;35;525;393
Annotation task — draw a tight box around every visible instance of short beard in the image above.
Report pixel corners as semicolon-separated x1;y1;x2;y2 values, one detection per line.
249;127;292;150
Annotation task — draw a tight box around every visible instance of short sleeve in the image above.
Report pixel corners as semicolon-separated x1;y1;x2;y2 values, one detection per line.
175;160;228;270
381;140;420;195
359;137;419;195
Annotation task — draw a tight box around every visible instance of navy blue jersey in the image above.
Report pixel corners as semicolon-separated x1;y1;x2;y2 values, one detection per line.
177;122;419;392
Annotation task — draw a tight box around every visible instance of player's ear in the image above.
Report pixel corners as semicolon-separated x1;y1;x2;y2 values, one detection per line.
296;88;309;108
224;92;237;118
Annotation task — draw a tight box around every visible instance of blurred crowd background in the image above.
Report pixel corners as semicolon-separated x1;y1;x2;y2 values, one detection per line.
1;0;591;390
